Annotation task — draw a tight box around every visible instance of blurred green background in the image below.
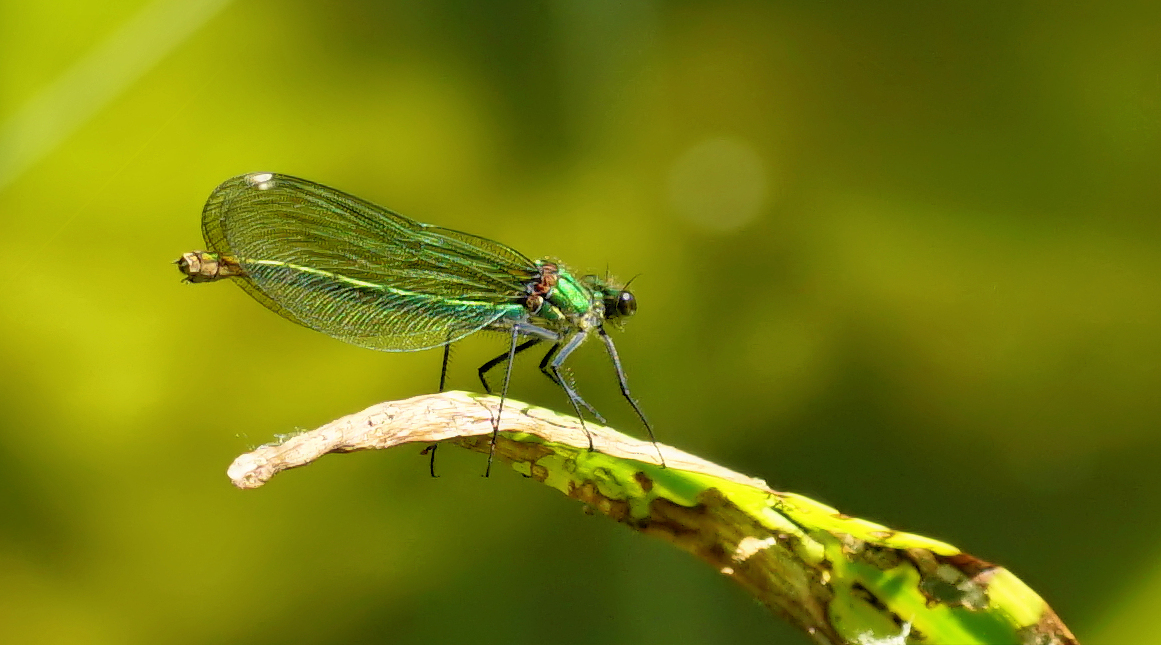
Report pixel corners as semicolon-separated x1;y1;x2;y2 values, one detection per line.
1;1;1159;643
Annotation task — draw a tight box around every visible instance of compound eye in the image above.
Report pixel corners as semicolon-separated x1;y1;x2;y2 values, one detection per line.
616;290;637;317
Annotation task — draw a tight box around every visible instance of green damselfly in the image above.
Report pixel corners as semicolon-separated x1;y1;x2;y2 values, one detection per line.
177;172;661;475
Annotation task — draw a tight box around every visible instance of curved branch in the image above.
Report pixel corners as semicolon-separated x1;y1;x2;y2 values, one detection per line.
228;391;1079;645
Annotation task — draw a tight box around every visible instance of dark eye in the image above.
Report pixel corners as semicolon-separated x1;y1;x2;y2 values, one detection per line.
616;290;637;317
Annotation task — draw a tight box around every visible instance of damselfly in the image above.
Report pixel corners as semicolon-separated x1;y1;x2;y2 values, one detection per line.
177;172;660;475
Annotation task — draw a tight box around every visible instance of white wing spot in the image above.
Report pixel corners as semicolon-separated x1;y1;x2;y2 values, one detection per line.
245;172;276;190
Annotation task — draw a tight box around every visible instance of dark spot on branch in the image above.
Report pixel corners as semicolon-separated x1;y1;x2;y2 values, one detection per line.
633;471;654;493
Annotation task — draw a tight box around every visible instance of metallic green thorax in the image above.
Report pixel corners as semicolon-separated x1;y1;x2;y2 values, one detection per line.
532;263;602;325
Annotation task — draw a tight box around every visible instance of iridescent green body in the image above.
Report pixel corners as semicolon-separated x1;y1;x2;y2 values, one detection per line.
187;173;636;350
178;172;658;472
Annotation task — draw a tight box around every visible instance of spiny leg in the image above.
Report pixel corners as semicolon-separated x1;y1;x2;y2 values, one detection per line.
537;342;605;422
485;324;522;477
502;322;603;447
547;331;602;451
439;341;452;392
598;327;665;468
424;336;456;478
478;338;541;394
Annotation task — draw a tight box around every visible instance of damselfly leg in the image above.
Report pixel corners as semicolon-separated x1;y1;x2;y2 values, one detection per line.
422;337;456;478
477;338;542;393
597;327;665;467
484;325;522;477
535;342;605;424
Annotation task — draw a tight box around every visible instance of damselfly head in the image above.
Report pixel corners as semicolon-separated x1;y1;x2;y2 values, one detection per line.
609;289;637;317
584;273;640;320
611;274;641;317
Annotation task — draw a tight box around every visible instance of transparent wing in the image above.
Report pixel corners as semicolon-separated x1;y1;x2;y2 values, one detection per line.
201;172;535;351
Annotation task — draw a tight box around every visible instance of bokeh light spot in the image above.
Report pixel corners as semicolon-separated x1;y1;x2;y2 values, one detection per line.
667;137;769;233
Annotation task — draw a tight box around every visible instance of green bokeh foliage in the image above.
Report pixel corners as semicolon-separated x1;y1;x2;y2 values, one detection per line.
1;1;1158;643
